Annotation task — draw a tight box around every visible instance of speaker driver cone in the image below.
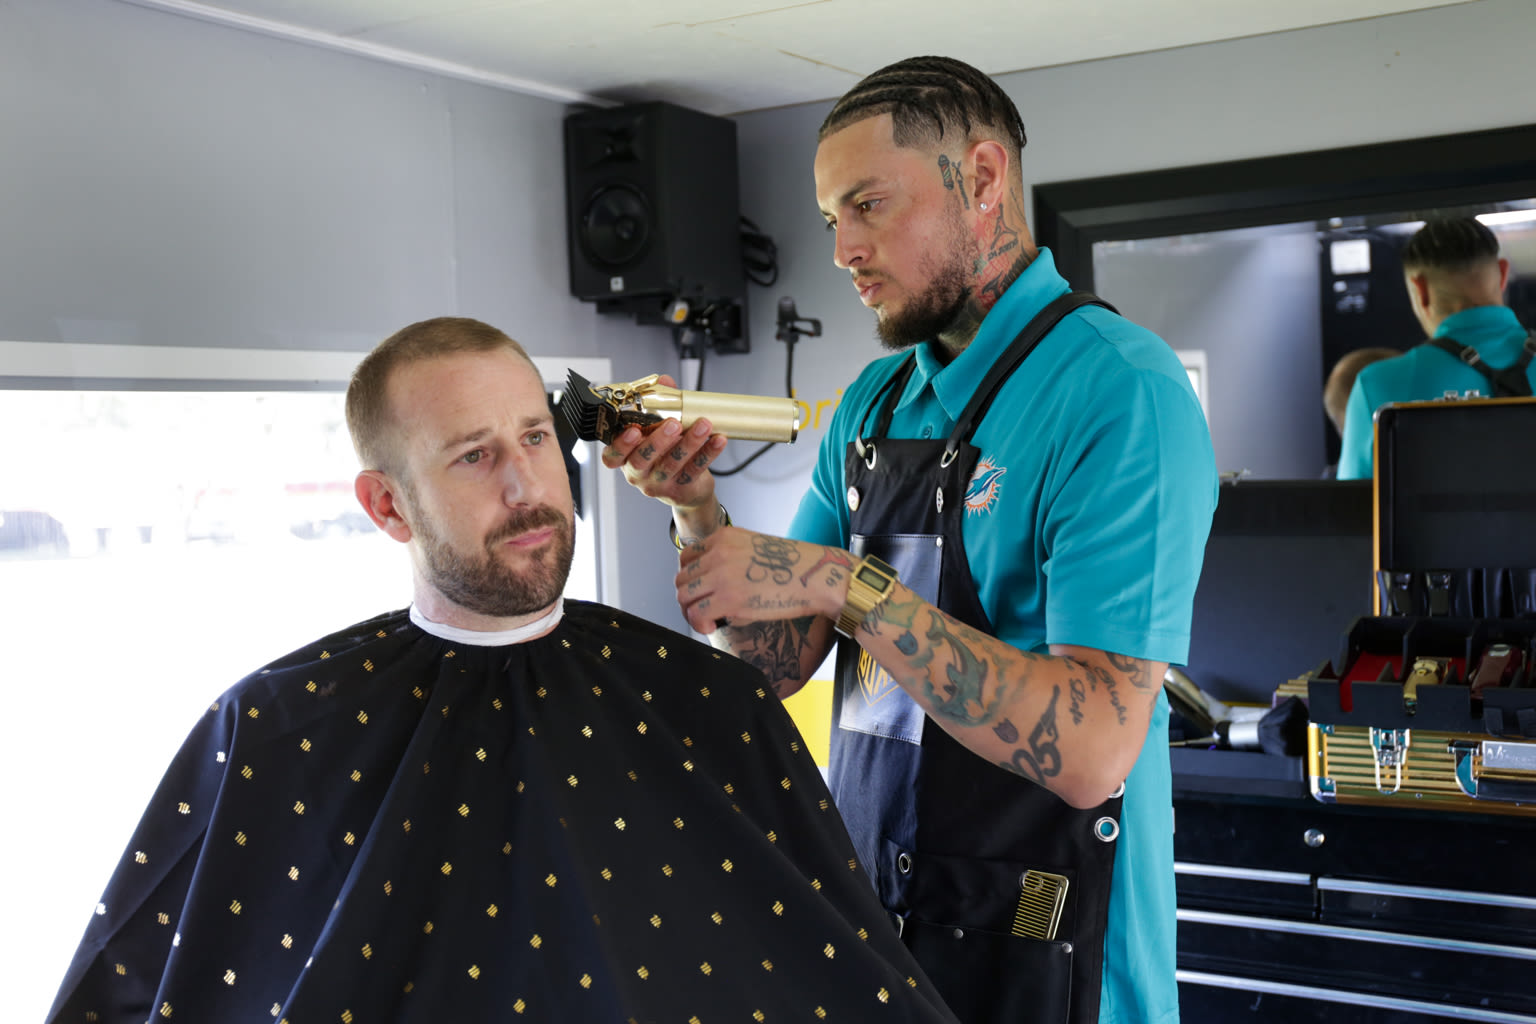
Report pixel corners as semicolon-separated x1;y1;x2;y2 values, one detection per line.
581;184;651;267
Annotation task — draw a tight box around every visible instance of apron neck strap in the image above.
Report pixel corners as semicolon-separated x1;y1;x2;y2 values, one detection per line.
944;291;1113;455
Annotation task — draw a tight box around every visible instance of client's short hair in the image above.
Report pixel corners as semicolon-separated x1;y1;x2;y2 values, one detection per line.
1400;217;1500;274
1324;346;1401;435
346;317;532;474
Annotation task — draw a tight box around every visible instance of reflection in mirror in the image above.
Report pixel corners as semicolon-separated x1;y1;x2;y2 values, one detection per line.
1091;201;1536;479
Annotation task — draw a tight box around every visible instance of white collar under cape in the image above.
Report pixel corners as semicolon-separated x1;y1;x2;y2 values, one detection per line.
408;599;564;646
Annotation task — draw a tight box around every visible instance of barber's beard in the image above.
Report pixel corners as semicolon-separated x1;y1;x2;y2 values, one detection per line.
873;210;978;351
415;503;575;618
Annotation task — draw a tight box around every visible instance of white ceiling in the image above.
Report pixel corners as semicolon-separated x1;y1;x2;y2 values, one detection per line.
122;0;1472;116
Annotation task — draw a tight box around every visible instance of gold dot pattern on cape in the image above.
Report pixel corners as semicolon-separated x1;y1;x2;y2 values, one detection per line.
356;710;369;725
581;724;594;738
636;721;648;735
566;774;579;787
270;1002;280;1016
240;766;253;780
683;760;695;772
343;831;356;845
699;962;713;976
412;686;426;699
772;901;784;915
293;801;305;815
673;817;685;830
300;738;312;752
529;934;542;948
601;867;613;880
361;944;373;960
230;900;242;915
246;707;260;719
503;842;513;855
699;686;710;697
424;920;434;933
318;650;330;659
823;943;836;958
468;964;480;979
761;959;774;972
305;681;317;693
636;966;649;980
816;1008;828;1019
858;927;869;940
350;769;362;782
741;731;753;744
711;911;723;925
340;1011;353;1024
362;659;374;672
721;859;734;872
766;830;778;843
156;912;169;925
649;914;662;928
423;761;432;774
661;864;673;877
492;697;503;710
114;963;126;975
536;686;547;699
580;974;593;989
513;999;526;1013
177;801;192;814
383;880;393;895
281;934;293;949
486;904;498;917
287;866;300;881
458;803;471;817
641;690;653;702
134;851;148;864
475;747;487;761
614;817;626;830
403;819;412;832
159;1002;173;1018
544;873;557;887
754;1013;765;1022
441;862;453;876
443;649;455;659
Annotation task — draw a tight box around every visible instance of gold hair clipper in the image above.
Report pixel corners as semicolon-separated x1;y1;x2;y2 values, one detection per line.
559;370;800;446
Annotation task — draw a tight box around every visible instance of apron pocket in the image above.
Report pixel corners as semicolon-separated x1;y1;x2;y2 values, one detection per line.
902;916;1072;1024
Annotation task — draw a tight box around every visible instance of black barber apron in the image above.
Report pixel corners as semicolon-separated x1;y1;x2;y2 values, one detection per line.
829;292;1124;1024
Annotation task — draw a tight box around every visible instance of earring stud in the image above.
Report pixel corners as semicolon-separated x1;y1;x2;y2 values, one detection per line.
979;202;988;211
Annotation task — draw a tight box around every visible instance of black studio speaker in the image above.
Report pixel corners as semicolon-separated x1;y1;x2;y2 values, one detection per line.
564;101;744;305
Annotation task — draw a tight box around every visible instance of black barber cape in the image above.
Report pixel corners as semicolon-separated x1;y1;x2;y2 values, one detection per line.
49;601;956;1024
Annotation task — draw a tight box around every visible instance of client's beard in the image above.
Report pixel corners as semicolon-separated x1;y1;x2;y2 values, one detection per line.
417;503;575;618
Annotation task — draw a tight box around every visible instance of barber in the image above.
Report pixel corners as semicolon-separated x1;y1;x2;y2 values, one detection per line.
605;55;1216;1024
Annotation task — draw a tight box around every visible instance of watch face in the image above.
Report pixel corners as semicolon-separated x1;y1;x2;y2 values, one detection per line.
856;565;888;588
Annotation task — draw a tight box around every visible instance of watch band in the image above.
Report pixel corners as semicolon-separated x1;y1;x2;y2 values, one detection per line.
834;554;899;638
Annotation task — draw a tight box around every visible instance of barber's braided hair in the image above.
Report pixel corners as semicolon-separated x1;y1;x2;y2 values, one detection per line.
1401;217;1500;273
818;55;1026;162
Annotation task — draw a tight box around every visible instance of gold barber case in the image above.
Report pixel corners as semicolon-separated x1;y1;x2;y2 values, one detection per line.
1307;396;1536;814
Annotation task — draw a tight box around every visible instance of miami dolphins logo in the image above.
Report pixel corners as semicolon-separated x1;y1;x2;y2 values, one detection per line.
964;456;1006;515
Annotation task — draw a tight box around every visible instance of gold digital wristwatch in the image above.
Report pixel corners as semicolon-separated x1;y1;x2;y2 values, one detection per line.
834;554;899;638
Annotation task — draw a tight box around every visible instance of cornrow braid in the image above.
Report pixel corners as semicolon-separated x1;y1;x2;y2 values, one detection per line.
1401;217;1500;273
819;56;1027;162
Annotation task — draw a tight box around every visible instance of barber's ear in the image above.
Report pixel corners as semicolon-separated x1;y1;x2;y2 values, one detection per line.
355;471;413;543
966;138;1009;214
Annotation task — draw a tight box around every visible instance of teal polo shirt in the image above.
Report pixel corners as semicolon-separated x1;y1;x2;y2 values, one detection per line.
1338;305;1533;479
789;248;1217;1024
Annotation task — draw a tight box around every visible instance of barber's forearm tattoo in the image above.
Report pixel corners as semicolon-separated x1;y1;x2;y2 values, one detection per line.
1001;686;1063;784
722;615;816;696
798;547;855;587
746;535;799;585
1107;652;1155;691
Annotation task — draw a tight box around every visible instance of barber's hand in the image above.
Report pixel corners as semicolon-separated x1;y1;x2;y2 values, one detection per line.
600;374;728;514
675;527;853;635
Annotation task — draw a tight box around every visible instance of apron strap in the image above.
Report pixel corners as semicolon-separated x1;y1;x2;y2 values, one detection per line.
944;291;1114;459
1426;333;1536;398
853;353;920;461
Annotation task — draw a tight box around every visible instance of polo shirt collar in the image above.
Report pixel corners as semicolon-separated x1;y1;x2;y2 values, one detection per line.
1434;304;1523;339
907;247;1072;423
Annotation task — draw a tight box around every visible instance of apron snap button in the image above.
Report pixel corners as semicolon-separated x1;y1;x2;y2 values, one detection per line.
897;852;913;874
952;928;964;940
1061;942;1073;955
846;486;861;511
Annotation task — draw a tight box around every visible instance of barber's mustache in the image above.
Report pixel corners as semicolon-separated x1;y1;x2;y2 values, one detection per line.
485;505;568;547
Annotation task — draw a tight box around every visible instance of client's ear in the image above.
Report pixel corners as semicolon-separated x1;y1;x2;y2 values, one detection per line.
355;471;413;543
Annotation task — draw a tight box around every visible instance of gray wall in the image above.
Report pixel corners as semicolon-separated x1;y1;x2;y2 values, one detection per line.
709;0;1536;537
0;0;684;625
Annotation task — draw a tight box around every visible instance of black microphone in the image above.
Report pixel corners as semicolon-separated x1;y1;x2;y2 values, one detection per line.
776;296;822;344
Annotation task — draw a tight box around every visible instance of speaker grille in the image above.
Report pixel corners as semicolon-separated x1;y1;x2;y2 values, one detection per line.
580;184;652;268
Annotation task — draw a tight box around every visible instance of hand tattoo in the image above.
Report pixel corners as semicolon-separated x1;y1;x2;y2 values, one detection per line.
747;536;800;585
797;547;854;587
